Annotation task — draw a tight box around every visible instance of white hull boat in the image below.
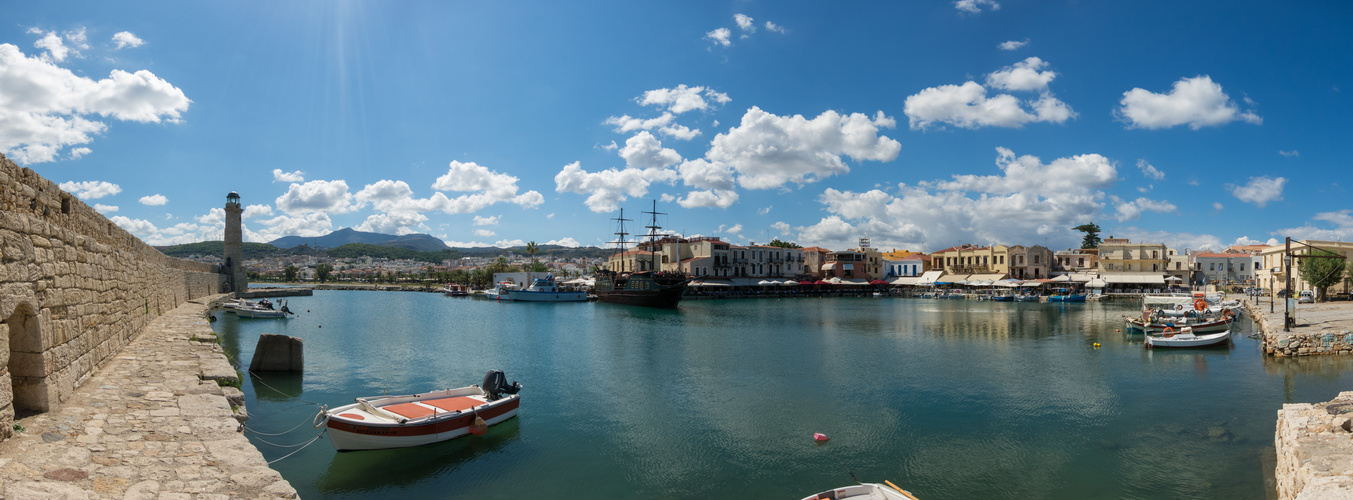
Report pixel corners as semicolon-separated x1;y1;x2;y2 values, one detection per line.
803;482;918;500
318;370;522;452
234;306;288;318
1144;328;1231;348
491;276;588;302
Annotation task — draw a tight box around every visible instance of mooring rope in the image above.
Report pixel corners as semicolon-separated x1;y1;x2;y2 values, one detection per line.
246;369;324;406
241;415;314;437
266;430;327;464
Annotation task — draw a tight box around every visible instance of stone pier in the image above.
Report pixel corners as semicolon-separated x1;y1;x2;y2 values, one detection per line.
0;296;297;498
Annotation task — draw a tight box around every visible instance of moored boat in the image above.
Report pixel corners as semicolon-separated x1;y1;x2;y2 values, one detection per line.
1123;313;1232;334
318;370;522;452
802;481;919;500
1144;328;1231;348
502;275;588;302
593;202;690;309
441;283;470;297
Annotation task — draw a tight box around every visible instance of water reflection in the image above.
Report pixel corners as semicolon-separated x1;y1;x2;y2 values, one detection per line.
313;418;521;495
249;371;305;402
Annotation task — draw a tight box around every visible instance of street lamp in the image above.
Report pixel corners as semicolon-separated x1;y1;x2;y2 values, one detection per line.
1283;250;1293;332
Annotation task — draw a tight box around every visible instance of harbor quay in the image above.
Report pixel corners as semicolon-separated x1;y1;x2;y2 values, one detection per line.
1248;298;1353;499
0;296;297;499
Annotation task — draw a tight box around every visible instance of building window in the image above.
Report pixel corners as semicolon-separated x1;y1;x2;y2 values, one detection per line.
1209;263;1215;271
1033;255;1040;264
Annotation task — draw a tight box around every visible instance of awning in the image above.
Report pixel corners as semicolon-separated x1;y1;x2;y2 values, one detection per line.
1069;273;1095;282
1086;278;1106;288
891;277;921;286
1102;273;1166;284
917;271;944;284
1050;275;1072;282
690;279;733;287
935;274;969;284
967;273;1007;281
995;279;1022;288
835;279;869;286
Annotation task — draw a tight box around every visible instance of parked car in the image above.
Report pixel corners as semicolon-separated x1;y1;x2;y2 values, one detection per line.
1299;290;1315;303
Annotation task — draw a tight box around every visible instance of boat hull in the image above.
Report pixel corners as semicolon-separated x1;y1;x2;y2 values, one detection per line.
1049;294;1086;302
802;483;913;500
1124;317;1232;334
504;290;588;302
325;395;520;451
1145;330;1231;348
595;286;686;308
235;307;287;318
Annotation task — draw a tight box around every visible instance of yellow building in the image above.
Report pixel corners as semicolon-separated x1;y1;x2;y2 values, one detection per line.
1257;240;1353;299
929;244;1010;276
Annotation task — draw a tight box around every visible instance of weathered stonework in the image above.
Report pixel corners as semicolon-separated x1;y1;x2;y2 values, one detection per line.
0;153;218;441
1249;300;1353;357
1275;392;1353;499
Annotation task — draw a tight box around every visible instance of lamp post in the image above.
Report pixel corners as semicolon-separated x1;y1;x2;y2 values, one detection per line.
1283;240;1292;332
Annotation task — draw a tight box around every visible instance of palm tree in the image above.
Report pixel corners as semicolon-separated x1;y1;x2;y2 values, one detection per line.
525;241;539;267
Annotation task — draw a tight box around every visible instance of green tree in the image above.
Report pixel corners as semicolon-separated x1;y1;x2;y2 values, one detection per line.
525;241;539;266
284;265;299;282
315;263;334;283
1297;248;1348;302
1072;223;1102;249
767;239;802;249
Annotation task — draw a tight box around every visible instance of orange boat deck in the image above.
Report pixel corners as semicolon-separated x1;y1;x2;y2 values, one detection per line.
381;396;486;420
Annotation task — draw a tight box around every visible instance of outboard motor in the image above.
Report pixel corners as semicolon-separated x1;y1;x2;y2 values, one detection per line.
481;370;523;401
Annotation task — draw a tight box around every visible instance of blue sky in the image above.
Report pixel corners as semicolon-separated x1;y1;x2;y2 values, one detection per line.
3;1;1350;253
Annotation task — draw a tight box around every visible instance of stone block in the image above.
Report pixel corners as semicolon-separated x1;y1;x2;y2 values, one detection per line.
248;333;303;372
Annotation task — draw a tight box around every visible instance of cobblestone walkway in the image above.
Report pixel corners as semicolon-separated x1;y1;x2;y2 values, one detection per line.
0;295;297;499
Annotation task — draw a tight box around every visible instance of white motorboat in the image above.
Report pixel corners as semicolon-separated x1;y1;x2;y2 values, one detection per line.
1144;328;1231;348
802;481;919;500
318;370;522;452
234;305;288;318
499;275;587;302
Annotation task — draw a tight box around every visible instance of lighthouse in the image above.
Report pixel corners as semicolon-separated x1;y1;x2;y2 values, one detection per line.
224;191;247;297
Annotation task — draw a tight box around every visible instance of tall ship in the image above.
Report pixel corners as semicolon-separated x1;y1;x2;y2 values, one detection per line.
593;201;690;308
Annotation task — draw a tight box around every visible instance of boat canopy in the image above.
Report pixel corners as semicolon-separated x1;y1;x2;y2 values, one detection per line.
1103;273;1167;284
967;273;1007;282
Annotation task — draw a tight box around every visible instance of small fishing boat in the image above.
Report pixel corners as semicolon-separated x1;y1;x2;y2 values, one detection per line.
1144;328;1231;348
234;305;289;318
1048;288;1086;302
318;370;522;452
442;283;470;297
802;481;919;500
1013;292;1039;302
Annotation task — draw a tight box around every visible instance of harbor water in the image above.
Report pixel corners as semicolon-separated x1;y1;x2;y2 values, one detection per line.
212;291;1353;499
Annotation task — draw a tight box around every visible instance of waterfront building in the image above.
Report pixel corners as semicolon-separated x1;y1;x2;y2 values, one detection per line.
1193;252;1262;286
606;249;659;273
1256;240;1353;298
883;251;928;278
1007;245;1054;280
1097;237;1168;273
930;244;1010;277
801;247;831;278
683;237;731;278
1053;248;1099;275
822;249;869;280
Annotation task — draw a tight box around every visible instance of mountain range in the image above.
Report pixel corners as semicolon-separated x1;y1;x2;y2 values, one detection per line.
267;228;449;253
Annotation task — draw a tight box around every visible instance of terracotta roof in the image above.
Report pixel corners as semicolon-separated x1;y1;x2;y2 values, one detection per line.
1195;253;1256;258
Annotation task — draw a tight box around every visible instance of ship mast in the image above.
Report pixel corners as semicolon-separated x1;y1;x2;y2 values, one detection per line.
642;200;664;274
608;208;631;273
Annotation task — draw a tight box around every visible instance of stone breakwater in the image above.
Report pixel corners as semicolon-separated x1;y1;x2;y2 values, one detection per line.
1248;299;1353;357
1275;392;1353;499
0;296;297;498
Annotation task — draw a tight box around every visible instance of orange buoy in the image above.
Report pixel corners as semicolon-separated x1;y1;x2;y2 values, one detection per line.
470;414;488;436
813;432;829;442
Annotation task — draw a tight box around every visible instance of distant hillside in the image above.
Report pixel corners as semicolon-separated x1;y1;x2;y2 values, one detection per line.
158;239;614;263
269;228;449;252
156;241;292;260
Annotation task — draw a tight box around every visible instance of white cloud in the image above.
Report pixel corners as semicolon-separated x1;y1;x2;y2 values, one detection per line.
494;239;526;248
243;204;273;219
275;180;354;214
998;39;1028;51
139;194;168;205
905;69;1074;130
764;22;788;34
1212;202;1224;211
474;229;496;237
474;215;499;226
772;221;790;234
1275;210;1353;241
248;213;334;242
1118;76;1261;129
69;147;91;159
355;212;430;235
705;28;732;48
273;169;305;183
554;161;678;213
955;0;999;14
93;203;117;213
986;57;1056;92
111;32;144;50
1137;159;1164;180
734;14;756;33
110;215;157;235
430;161;545;213
197;208;224;225
0;43;190;163
1112;196;1177;222
758;206;772;215
1279;150;1299;158
546;237;580;248
707;106;901;189
796;148;1117;251
619;131;682;169
720;224;744;235
659;123;700;140
604;113;674;133
637;85;730;114
677;158;736;191
443;239;496;248
678;189;739;209
58;180;121;199
1227;176;1286;207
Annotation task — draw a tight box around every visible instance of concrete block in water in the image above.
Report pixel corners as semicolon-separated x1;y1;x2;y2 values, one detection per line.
248;333;303;372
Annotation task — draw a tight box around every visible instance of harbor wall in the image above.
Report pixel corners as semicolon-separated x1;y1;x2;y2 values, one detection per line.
1275;392;1353;499
0;153;219;442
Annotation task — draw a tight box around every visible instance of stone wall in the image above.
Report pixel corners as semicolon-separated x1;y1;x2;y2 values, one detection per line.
0;153;218;442
1275;392;1353;499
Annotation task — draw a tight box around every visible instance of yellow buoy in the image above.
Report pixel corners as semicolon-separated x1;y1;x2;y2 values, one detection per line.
1093;343;1101;348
